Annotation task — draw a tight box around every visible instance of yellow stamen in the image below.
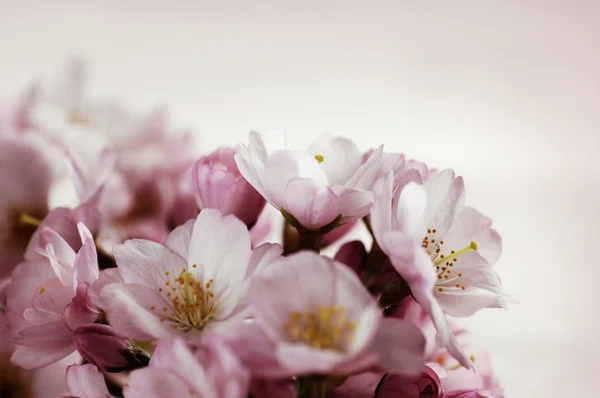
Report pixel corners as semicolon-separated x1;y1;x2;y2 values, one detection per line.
39;287;46;294
449;354;476;370
283;305;356;351
20;213;42;227
314;154;325;164
434;241;478;266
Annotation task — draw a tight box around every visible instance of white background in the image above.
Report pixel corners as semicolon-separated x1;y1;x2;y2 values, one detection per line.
1;1;599;396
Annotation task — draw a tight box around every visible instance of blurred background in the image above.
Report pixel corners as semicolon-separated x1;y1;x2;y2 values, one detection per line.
1;1;598;396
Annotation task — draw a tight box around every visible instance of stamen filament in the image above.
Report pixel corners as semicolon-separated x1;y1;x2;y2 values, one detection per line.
434;241;478;266
20;213;42;227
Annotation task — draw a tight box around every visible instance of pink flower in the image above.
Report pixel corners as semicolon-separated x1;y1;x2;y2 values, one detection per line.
238;251;426;378
124;337;249;398
0;135;56;278
5;222;100;369
65;363;113;398
235;131;383;231
371;170;506;367
101;209;278;341
192;147;266;226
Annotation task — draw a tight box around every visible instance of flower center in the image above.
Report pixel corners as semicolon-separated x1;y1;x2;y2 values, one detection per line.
314;154;325;164
283;305;356;351
152;268;216;332
422;229;478;291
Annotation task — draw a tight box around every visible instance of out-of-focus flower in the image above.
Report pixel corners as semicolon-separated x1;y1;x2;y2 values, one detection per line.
235;131;383;231
375;365;443;398
65;363;113;398
101;209;256;341
0;135;56;278
429;326;504;398
5;223;100;369
236;251;425;378
124;337;249;398
371;170;505;367
192;147;266;227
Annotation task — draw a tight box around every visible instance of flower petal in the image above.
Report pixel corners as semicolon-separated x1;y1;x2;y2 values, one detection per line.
11;341;76;370
371;172;394;244
395;182;428;238
187;209;251;318
101;283;171;341
284;177;340;230
263;149;328;208
124;367;195;398
369;317;426;376
65;364;111;398
346;145;383;190
332;186;373;224
113;239;187;289
72;223;99;288
422;170;465;236
163;219;194;261
248;252;337;340
307;133;362;185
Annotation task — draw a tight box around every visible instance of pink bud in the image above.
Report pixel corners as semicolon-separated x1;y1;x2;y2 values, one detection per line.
193;147;266;226
75;324;147;371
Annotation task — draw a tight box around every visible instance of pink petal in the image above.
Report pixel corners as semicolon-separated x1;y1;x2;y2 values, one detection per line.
163;219;194;261
245;243;284;279
63;282;98;331
248;252;337;340
11;341;76;369
276;343;346;375
124;367;195;398
87;268;124;311
73;223;99;288
65;364;111;398
219;321;290;378
284;177;340;230
381;231;450;346
332;186;374;224
439;207;502;266
113;239;187;289
101;283;171;341
369;317;426;376
149;339;212;395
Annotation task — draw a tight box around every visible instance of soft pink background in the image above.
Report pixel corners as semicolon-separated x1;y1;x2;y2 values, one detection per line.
1;1;598;396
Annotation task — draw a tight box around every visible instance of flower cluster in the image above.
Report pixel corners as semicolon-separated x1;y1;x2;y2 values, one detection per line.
0;60;507;398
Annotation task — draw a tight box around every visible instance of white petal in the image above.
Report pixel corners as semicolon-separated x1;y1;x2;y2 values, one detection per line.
422;169;465;235
395;182;428;238
164;219;194;261
345;145;383;189
308;133;362;185
371;172;394;244
263;149;328;208
187;209;251;316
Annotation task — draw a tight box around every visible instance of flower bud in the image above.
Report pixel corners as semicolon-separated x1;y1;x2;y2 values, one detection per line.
75;324;149;372
193;147;266;226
